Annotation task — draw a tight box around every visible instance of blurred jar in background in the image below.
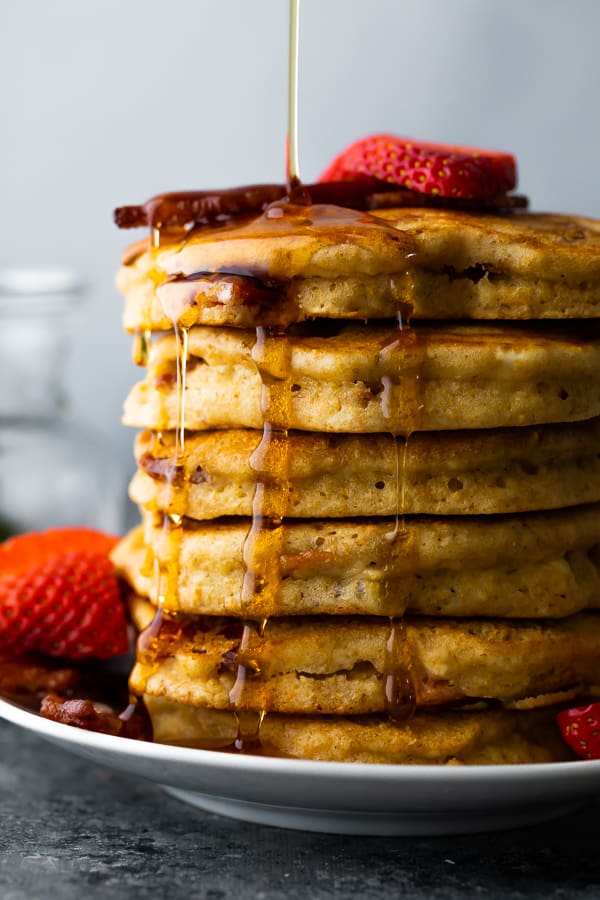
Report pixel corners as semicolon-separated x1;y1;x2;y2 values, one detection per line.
0;269;126;538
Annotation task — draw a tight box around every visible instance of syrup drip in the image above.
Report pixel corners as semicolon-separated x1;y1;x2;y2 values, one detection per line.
152;322;188;611
378;272;424;722
102;598;188;736
131;329;152;367
173;324;188;460
229;326;294;749
133;299;191;700
136;607;194;668
228;622;267;752
157;271;291;325
384;619;416;722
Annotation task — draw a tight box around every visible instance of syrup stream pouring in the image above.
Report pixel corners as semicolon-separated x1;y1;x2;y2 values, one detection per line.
287;0;301;195
229;0;303;751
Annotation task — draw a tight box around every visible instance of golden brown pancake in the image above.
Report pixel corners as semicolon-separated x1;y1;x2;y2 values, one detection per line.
118;208;600;328
376;208;600;287
130;418;600;518
128;600;600;713
116;198;600;765
123;322;600;432
145;696;572;764
112;503;600;619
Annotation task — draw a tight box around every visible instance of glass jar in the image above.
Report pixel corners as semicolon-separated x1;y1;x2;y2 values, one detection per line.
0;268;126;538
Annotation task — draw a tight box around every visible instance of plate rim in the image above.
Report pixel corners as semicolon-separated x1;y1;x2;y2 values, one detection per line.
2;694;600;785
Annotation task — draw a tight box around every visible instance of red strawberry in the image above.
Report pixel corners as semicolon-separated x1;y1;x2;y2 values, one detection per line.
0;527;117;577
0;528;128;660
319;134;517;200
557;704;600;760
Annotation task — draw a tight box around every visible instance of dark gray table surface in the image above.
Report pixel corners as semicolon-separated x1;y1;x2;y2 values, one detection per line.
1;721;599;900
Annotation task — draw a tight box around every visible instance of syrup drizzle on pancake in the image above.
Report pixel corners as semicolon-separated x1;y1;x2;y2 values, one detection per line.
229;326;293;749
378;289;424;722
157;271;297;327
228;0;302;748
128;0;425;746
131;328;152;367
134;317;190;692
130;215;424;737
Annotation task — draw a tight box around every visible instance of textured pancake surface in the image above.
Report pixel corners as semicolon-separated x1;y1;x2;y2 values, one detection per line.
118;208;600;327
117;203;600;764
145;696;572;764
112;503;600;619
123;322;600;432
128;600;600;713
376;209;600;286
131;418;600;518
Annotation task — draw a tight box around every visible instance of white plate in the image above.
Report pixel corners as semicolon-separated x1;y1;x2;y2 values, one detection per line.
2;695;600;836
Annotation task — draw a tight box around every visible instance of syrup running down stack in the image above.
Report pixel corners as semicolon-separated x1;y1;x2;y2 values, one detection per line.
111;166;600;763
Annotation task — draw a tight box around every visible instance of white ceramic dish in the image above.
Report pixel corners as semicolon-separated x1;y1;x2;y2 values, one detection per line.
2;695;599;836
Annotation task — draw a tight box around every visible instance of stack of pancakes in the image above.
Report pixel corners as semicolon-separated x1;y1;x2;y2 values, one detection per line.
113;202;600;764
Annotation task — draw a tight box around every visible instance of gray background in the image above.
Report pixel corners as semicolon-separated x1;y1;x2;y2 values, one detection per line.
2;0;600;463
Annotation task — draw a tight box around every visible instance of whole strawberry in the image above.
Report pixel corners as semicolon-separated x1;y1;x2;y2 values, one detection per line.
557;704;600;760
0;528;128;660
319;134;516;200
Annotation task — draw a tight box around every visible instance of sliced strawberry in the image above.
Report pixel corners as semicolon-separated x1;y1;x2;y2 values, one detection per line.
0;527;118;578
0;528;127;660
319;134;517;200
557;704;600;760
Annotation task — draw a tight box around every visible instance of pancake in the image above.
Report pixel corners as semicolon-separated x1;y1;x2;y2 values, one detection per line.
116;195;600;765
145;697;572;764
123;322;600;433
130;418;600;518
377;208;600;287
112;503;600;619
128;601;600;713
118;208;600;328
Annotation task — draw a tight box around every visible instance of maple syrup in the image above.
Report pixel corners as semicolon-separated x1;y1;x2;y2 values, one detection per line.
131;329;151;367
114;180;402;235
133;316;192;727
158;271;293;326
227;323;296;748
383;620;416;722
126;0;426;749
377;294;425;721
114;179;525;235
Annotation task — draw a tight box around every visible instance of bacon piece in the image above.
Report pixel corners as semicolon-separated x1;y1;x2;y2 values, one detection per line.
114;180;528;235
0;656;80;695
366;190;528;211
40;693;153;740
114;184;288;230
40;693;123;735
